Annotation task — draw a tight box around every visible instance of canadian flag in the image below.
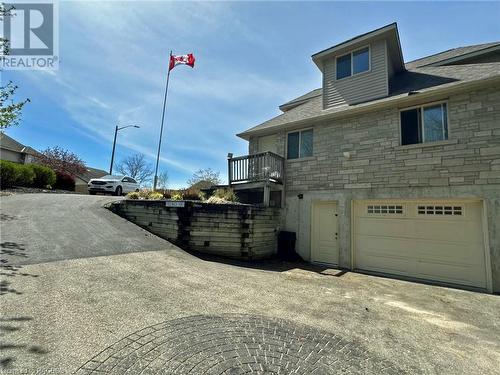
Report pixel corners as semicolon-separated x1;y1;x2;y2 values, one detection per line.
169;53;196;71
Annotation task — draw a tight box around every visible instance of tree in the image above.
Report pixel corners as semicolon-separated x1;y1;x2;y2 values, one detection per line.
156;170;169;190
36;146;86;176
0;4;30;130
187;168;222;189
117;153;153;185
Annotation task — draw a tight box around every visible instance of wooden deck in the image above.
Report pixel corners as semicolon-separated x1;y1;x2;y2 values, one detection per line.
228;151;284;185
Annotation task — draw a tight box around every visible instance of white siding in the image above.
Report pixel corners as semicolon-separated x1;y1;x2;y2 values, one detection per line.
323;39;388;108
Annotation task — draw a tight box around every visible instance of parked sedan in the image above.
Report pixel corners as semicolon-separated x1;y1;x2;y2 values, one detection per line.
88;175;139;196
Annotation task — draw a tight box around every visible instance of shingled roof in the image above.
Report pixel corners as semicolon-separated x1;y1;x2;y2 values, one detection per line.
0;132;39;156
238;62;500;139
238;41;500;140
405;42;500;69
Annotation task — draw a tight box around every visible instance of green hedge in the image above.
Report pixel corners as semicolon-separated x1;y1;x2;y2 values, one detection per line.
0;160;57;189
30;164;56;187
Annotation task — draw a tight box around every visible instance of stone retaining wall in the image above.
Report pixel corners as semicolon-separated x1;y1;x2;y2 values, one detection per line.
109;200;282;259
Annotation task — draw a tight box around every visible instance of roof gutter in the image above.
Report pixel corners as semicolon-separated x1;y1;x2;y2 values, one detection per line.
237;75;500;140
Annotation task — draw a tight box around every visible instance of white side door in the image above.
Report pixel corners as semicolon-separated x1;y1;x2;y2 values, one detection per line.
311;201;339;265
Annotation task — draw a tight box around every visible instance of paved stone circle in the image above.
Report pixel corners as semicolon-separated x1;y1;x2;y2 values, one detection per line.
76;314;402;374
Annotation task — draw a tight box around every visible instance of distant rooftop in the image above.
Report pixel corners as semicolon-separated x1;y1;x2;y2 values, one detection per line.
405;42;500;69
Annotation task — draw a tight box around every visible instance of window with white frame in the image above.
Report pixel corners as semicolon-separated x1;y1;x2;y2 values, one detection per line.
287;129;313;159
336;46;370;80
400;102;448;146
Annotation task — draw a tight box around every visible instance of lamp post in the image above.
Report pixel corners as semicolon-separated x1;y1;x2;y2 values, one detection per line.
109;124;140;175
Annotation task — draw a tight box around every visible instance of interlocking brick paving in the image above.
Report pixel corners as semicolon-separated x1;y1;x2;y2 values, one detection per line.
75;314;402;374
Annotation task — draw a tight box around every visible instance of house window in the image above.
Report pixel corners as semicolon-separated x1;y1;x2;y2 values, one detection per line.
336;54;351;79
400;103;448;146
287;129;313;159
336;46;370;80
353;47;369;74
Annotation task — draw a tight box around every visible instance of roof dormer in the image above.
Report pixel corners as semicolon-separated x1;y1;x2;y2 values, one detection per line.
312;23;405;109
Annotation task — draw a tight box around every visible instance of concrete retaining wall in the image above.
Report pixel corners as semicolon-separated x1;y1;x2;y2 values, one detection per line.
109;200;281;260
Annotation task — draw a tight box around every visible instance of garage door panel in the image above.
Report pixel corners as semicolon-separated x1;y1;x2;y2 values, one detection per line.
357;217;480;244
356;234;480;264
416;260;486;287
413;220;481;243
353;200;487;289
355;218;412;237
357;253;417;275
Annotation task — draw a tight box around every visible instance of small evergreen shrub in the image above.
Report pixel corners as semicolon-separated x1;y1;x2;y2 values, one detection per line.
0;160;19;188
16;164;35;186
30;164;56;188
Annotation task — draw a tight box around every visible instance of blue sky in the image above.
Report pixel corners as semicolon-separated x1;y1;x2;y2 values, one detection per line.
2;1;499;188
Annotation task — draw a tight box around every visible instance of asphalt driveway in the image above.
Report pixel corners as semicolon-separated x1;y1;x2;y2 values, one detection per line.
0;194;175;265
1;194;499;374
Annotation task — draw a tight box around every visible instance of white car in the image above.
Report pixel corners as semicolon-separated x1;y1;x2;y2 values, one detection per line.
88;175;139;196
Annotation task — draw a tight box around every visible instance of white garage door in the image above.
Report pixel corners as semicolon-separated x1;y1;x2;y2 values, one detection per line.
353;200;488;289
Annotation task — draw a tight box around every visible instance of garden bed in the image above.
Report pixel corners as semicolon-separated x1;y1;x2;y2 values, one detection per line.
109;199;282;260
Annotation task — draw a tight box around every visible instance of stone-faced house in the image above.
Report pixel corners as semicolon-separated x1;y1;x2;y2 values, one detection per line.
229;23;500;293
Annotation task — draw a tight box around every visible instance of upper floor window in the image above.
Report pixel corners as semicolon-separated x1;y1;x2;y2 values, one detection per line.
400;102;448;146
287;129;313;159
336;46;370;80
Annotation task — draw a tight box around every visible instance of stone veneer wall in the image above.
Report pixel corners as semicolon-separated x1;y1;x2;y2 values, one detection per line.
109;200;281;260
247;83;500;291
249;84;500;190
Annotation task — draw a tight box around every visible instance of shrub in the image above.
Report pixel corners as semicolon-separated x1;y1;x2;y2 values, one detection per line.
171;193;183;200
147;191;164;200
126;191;141;199
126;189;164;200
16;164;35;186
30;164;56;188
181;188;202;201
206;196;234;204
212;188;238;202
198;191;206;201
54;170;75;191
0;160;19;188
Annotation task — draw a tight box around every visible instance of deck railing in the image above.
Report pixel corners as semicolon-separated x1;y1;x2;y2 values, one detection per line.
228;151;284;185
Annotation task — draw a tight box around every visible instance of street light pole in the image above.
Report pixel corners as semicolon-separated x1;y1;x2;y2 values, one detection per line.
109;125;119;175
109;124;140;175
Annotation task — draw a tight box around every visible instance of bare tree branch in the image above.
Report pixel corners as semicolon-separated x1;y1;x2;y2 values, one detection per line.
156;170;169;190
187;168;221;189
117;153;153;185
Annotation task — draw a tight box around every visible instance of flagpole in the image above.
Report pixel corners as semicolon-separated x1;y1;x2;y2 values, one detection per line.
153;50;172;191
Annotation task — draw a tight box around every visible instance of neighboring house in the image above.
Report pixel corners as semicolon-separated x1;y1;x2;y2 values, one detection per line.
229;23;500;293
0;132;107;193
74;167;108;194
0;132;40;164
